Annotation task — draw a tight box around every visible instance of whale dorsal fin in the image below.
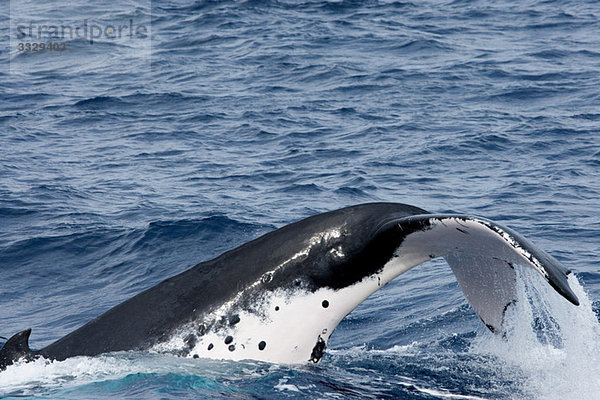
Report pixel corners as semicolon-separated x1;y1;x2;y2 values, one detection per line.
0;328;34;370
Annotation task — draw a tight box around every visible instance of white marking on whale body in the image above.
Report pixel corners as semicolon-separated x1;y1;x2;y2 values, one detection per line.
153;253;416;364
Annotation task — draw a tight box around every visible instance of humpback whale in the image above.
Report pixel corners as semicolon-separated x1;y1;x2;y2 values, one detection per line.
0;203;579;370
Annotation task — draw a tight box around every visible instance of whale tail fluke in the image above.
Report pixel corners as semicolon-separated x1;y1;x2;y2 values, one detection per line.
0;328;34;371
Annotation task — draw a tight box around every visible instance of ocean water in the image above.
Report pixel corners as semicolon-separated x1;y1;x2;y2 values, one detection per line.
1;0;599;398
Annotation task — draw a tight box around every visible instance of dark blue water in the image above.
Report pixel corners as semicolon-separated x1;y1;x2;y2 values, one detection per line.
1;0;599;398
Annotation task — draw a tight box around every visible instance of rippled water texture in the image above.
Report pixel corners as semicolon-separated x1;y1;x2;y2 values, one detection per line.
1;0;599;398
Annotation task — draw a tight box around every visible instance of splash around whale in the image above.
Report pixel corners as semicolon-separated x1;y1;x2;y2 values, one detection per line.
0;203;580;370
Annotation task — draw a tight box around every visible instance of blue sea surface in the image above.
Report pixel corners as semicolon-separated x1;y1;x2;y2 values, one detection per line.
1;0;599;398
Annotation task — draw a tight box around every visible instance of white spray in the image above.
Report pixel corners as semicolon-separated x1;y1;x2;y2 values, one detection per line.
472;266;600;400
